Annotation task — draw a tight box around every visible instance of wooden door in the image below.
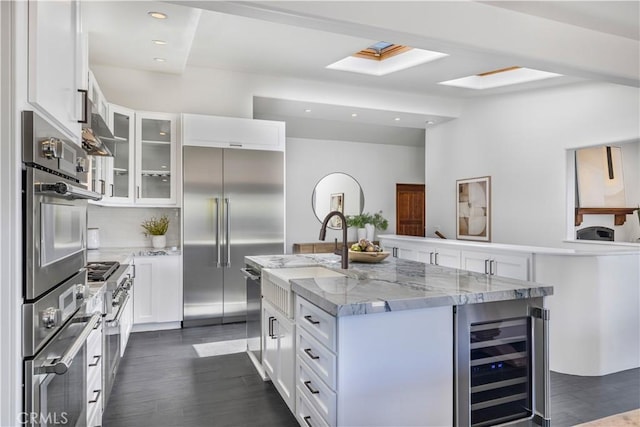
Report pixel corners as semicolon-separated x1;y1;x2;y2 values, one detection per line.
396;184;425;237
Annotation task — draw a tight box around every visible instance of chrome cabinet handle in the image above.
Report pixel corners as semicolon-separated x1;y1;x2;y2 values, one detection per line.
304;315;319;325
434;252;439;266
88;355;101;367
489;259;495;275
88;389;101;404
484;259;489;274
304;380;320;394
110;183;114;197
137;186;140;199
429;252;434;264
77;89;88;124
304;348;319;360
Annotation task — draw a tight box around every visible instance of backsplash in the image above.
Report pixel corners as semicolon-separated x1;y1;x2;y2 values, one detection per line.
87;205;181;248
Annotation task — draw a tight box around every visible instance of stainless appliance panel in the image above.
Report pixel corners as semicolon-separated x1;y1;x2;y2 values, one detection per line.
24;167;88;301
22;269;87;358
455;298;549;427
243;267;262;362
183;146;224;325
223;149;284;322
24;310;100;427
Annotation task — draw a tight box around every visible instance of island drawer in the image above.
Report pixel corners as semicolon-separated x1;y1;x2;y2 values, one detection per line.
297;386;331;427
297;327;337;390
296;296;336;351
297;356;337;426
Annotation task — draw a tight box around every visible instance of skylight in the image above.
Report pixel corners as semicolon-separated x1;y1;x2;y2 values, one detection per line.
327;42;448;76
439;66;562;89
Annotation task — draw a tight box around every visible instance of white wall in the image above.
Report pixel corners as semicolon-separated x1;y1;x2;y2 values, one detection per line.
286;137;424;251
426;82;640;247
87;206;181;248
0;1;21;424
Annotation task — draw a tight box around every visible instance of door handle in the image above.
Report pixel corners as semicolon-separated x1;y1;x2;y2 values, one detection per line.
429;252;434;264
434;252;439;266
224;198;230;268
484;259;489;274
489;259;495;275
214;197;221;267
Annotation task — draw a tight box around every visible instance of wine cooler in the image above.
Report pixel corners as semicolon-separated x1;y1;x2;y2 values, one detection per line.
455;298;550;427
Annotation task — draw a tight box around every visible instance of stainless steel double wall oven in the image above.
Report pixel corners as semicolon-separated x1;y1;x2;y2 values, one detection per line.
22;111;102;427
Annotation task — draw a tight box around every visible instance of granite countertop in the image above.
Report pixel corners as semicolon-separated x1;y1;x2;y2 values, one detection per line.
87;247;182;264
246;254;554;317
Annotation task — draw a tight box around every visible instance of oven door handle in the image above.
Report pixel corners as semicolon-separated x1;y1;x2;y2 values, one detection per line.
36;182;102;201
108;291;131;325
35;312;101;375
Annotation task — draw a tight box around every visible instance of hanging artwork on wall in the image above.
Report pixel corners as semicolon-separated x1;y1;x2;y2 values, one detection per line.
330;193;344;227
456;176;491;242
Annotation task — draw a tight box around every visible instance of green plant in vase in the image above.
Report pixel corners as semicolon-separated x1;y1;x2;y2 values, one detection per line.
141;214;170;248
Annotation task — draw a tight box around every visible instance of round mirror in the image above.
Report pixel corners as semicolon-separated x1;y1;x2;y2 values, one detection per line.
312;172;364;229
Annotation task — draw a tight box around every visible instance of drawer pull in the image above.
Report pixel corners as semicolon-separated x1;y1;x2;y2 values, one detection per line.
304;380;320;394
88;389;101;404
304;348;320;360
88;355;101;367
268;316;275;338
303;416;313;427
304;315;320;325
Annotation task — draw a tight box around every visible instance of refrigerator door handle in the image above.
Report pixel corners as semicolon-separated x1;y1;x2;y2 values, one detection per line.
214;197;221;267
225;198;231;268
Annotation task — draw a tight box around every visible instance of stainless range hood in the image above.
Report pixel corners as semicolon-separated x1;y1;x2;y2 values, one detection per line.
81;99;114;156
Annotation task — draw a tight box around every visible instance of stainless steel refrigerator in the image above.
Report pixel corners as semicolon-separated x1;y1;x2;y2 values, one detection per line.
183;146;284;326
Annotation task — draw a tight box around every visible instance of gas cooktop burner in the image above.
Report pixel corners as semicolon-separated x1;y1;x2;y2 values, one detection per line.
86;261;120;282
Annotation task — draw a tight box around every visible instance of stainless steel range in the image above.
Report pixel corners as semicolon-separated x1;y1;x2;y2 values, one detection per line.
86;261;134;405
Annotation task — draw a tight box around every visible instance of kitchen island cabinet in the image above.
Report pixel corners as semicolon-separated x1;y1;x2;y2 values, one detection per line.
246;254;553;427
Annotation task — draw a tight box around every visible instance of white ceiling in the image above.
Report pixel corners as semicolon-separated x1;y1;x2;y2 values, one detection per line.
82;1;639;130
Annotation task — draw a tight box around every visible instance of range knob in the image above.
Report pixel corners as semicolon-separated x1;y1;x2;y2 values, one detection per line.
75;284;88;300
40;307;61;329
76;157;86;173
41;138;61;159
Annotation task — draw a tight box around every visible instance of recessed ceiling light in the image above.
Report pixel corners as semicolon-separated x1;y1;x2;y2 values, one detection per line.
148;11;168;19
153;58;166;62
351;113;358;117
152;40;167;45
439;66;562;90
394;117;401;121
426;121;434;125
304;109;312;113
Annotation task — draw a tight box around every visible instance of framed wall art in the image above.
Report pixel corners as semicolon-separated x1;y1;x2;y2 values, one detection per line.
456;176;491;242
329;193;344;227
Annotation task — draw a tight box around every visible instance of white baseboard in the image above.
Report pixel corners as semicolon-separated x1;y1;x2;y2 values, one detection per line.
131;321;182;333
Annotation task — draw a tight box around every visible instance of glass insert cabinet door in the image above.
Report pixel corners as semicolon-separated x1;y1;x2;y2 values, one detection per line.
135;112;177;204
106;104;135;202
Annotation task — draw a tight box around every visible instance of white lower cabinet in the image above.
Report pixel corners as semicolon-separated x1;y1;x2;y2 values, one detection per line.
294;295;453;427
461;250;531;280
133;255;183;329
383;238;461;269
262;300;295;411
86;320;103;427
120;291;133;356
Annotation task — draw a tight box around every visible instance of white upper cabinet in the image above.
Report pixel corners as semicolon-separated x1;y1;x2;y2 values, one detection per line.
135;112;179;206
27;0;83;143
182;113;285;151
105;104;135;203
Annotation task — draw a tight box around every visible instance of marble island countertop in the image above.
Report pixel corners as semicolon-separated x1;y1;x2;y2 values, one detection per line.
87;246;182;264
245;254;553;317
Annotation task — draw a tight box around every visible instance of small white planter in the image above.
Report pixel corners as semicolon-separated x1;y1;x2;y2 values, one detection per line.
151;235;166;249
357;228;367;241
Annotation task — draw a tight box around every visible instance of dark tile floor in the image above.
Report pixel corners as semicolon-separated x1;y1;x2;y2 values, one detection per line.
103;324;640;427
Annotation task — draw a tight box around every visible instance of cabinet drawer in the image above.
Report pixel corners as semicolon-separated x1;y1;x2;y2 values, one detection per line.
87;395;102;427
296;297;336;351
297;328;336;390
297;386;330;427
297;356;336;426
86;324;102;354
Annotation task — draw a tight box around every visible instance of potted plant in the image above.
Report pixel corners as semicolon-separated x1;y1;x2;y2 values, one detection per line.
141;214;170;248
346;211;388;241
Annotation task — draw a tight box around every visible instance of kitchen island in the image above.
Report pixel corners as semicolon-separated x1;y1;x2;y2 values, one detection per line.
246;254;553;427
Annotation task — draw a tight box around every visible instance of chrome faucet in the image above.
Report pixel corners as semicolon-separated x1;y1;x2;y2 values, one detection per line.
319;210;349;269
